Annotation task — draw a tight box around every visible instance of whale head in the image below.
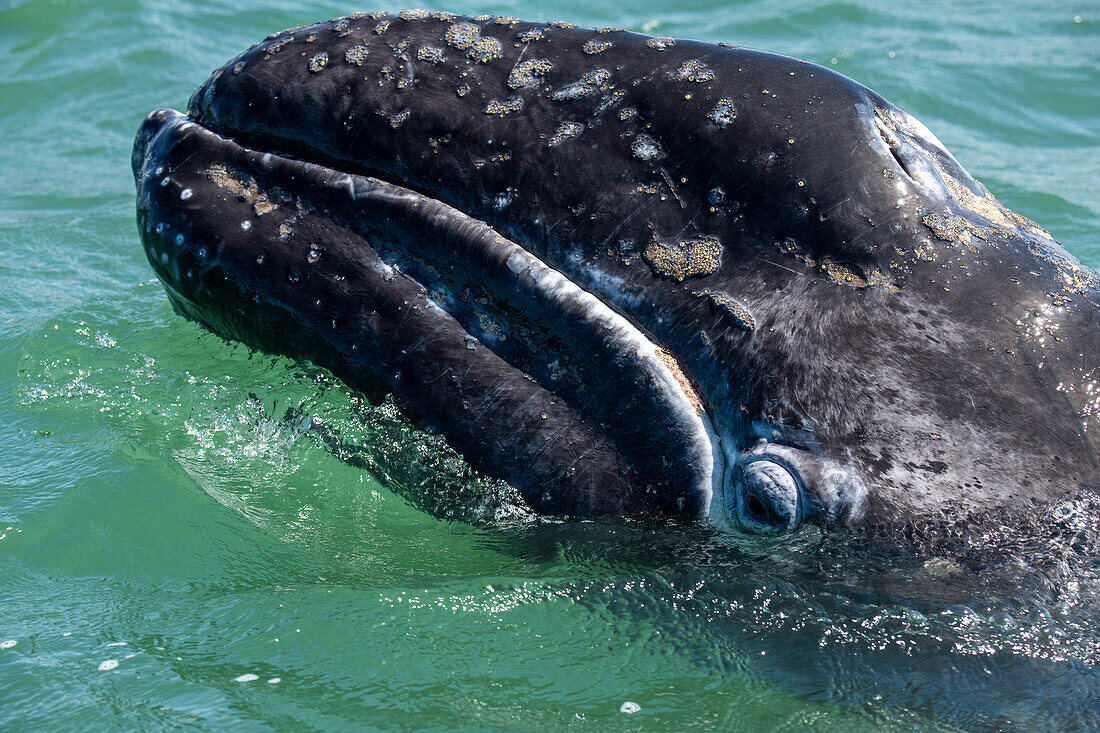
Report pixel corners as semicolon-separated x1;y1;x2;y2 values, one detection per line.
133;12;1100;534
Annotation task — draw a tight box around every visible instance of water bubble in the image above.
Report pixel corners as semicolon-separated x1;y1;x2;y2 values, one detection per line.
98;659;119;671
620;701;641;714
233;673;259;683
0;640;15;650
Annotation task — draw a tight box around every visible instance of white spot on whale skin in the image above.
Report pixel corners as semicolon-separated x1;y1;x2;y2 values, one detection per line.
484;98;524;116
550;69;611;101
547;121;584;147
507;58;553;90
709;98;737;128
345;45;369;65
445;22;503;63
308;52;328;73
631;134;663;161
670;59;714;83
180;188;193;200
241;220;252;231
0;640;16;650
416;46;446;64
493;192;513;211
583;39;612;54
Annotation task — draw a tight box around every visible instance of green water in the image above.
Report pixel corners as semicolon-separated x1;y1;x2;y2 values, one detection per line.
2;0;1098;729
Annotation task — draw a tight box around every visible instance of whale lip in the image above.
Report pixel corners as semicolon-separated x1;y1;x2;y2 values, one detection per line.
134;106;726;518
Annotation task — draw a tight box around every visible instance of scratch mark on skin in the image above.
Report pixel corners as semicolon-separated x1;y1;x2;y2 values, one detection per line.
659;168;686;209
508;392;542;423
793;395;819;426
599;196;655;248
469;381;512;423
427;365;455;385
759;258;811;278
822;195;854;217
404;322;452;355
510;42;530;74
672;214;702;244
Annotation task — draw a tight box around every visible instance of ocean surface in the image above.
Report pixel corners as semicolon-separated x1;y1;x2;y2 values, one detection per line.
2;0;1098;729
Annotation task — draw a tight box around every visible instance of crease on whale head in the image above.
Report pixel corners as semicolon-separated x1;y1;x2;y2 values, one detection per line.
134;11;1098;535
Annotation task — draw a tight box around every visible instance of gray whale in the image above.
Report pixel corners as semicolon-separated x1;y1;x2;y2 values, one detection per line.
132;11;1100;533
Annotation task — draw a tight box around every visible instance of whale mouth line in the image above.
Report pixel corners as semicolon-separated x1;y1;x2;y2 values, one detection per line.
135;107;726;518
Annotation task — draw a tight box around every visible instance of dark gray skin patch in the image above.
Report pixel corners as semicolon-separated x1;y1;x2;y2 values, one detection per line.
140;11;1100;534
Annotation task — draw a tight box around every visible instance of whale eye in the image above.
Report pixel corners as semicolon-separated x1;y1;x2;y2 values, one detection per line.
736;458;801;532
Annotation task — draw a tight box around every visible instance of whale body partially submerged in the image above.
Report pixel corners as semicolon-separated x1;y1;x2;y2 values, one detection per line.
133;11;1099;533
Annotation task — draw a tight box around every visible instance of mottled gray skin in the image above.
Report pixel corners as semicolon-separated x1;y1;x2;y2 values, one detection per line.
133;11;1100;532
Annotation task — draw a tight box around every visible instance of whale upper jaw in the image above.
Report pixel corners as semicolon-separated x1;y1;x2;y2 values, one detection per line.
134;107;744;519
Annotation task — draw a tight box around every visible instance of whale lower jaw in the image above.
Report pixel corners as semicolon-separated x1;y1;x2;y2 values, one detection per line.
134;108;725;518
